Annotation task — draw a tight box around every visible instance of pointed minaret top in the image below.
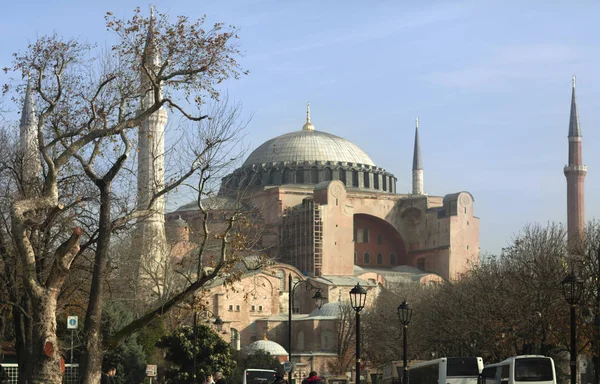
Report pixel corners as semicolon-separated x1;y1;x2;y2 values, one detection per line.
412;117;423;170
143;6;160;67
20;77;37;129
302;102;315;131
569;75;581;137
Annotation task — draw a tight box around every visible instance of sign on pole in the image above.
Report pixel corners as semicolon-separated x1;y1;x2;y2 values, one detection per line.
67;316;78;330
146;365;158;377
283;361;292;374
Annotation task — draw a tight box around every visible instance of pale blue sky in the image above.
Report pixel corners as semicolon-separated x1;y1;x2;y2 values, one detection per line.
2;0;600;255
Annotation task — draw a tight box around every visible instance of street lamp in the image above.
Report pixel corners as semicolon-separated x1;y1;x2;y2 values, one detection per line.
397;300;412;384
288;273;327;384
562;271;584;384
350;283;367;384
193;309;224;384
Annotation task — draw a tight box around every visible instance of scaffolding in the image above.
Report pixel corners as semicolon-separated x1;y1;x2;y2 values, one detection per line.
281;198;323;275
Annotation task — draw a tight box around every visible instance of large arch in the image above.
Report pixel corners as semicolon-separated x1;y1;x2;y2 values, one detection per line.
353;213;408;267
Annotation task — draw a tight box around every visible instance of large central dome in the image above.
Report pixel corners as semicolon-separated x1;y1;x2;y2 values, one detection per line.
219;105;397;194
243;130;375;167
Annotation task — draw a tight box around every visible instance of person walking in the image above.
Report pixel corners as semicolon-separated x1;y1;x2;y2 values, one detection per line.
301;371;324;384
273;372;288;384
214;371;227;384
101;366;117;384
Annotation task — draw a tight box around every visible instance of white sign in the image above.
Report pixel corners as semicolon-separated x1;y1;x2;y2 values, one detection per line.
67;316;78;330
283;361;292;374
146;365;157;377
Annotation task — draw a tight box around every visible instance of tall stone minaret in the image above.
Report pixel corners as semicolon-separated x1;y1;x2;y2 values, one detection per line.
19;78;41;195
135;8;168;295
412;117;424;195
564;76;587;248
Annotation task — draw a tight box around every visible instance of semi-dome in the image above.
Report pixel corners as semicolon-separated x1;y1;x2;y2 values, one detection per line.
244;339;288;356
219;105;397;194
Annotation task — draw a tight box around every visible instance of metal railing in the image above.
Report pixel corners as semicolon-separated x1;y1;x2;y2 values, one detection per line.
0;363;80;383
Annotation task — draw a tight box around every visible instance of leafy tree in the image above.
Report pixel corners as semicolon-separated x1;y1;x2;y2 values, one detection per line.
157;324;236;384
101;301;148;384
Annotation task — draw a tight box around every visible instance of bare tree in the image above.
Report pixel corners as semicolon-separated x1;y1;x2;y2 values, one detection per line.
1;7;267;384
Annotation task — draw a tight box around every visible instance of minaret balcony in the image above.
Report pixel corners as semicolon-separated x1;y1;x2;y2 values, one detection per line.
564;165;588;174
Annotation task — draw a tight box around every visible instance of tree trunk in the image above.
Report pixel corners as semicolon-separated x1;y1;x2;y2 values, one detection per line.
80;184;111;384
28;292;63;384
15;295;33;384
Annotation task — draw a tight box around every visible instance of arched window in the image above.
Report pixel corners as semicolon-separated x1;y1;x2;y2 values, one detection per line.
363;252;371;264
296;169;304;184
382;176;387;191
390;253;396;265
276;270;285;291
284;168;294;184
339;170;347;185
254;172;262;186
321;330;334;350
352;171;359;187
374;174;379;190
272;170;282;184
297;331;305;350
230;328;240;350
377;253;383;264
324;167;333;181
417;257;426;271
364;172;370;188
311;167;319;183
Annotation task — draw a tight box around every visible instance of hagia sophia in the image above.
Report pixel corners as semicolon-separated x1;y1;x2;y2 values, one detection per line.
7;8;588;384
163;104;480;376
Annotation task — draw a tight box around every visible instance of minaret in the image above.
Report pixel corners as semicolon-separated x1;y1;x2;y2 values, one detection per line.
19;78;41;194
136;8;168;296
412;117;424;195
564;76;587;249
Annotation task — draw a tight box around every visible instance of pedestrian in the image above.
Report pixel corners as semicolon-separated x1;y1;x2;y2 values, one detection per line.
273;372;288;384
302;371;324;384
101;365;117;384
214;371;227;384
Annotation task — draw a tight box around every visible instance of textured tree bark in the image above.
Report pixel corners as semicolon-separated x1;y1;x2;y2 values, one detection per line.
80;185;112;384
28;292;62;384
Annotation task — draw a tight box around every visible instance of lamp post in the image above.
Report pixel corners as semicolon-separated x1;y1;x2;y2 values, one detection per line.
397;300;412;384
350;283;367;384
193;310;224;384
562;271;584;384
288;273;326;384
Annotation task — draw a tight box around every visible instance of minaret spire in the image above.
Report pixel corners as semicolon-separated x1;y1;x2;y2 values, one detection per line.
19;77;41;192
412;117;424;195
564;75;587;250
135;7;168;297
302;102;315;131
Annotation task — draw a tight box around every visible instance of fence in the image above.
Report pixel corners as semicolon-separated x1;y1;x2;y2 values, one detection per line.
0;363;80;383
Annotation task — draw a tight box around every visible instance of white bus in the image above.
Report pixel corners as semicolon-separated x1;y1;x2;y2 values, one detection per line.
243;369;278;384
480;356;556;384
409;357;484;384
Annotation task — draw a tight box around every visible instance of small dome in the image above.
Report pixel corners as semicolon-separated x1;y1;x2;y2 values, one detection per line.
173;215;187;227
244;339;288;356
307;302;342;318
